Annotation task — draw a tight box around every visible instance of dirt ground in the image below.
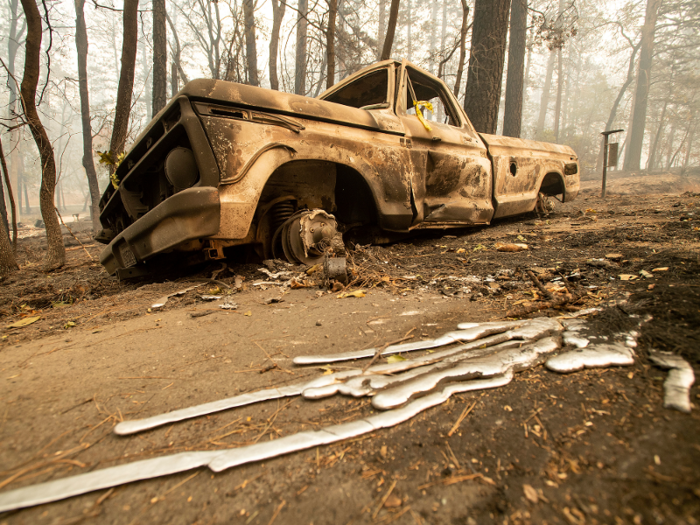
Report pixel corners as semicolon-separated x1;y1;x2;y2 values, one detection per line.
0;186;699;525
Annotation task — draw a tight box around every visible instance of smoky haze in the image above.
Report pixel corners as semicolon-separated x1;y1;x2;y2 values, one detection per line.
0;0;698;223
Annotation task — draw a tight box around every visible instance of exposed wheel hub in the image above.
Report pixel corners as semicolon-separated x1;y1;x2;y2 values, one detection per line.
277;209;340;264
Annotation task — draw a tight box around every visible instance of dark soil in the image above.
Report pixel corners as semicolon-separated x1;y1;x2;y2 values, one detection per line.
0;190;698;525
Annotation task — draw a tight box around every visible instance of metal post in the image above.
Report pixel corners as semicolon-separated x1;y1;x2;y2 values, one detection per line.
602;134;609;198
600;129;624;199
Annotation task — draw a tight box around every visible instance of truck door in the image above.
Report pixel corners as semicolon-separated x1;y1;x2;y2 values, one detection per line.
396;63;494;227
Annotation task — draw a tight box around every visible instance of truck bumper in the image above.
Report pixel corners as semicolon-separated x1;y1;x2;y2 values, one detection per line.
99;187;221;275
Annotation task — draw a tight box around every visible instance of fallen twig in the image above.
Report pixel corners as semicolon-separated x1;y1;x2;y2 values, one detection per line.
267;499;286;525
373;479;397;519
447;400;477;437
506;292;583;318
527;269;553;300
363;329;416;372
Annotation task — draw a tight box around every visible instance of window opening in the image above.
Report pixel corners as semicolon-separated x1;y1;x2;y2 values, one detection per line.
322;69;389;109
404;68;460;128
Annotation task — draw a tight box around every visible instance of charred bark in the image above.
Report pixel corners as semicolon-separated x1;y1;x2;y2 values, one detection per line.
20;0;64;269
464;0;512;134
502;0;527;137
109;0;139;172
152;0;167;114
624;0;661;171
74;0;101;232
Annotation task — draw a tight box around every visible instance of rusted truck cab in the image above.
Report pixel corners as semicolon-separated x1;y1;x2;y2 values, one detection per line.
96;60;579;276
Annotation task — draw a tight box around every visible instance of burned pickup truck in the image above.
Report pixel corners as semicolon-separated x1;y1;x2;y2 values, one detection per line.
96;60;579;276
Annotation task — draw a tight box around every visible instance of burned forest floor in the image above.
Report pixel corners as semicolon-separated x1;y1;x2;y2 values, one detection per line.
0;190;699;525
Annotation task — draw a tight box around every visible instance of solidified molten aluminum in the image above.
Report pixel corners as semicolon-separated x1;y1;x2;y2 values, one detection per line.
649;351;695;413
114;373;359;436
292;320;525;365
0;376;509;513
562;331;589;349
371;337;560;410
0;315;652;514
544;343;634;373
117;317;562;435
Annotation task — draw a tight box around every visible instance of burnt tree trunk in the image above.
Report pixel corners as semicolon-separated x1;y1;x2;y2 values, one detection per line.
535;50;556;136
464;0;512;134
269;0;285;90
7;0;25;222
380;0;400;61
684;118;695;168
0;137;13;245
295;0;308;95
171;62;178;96
0;137;18;251
326;0;337;89
647;100;668;171
0;210;18;278
167;11;189;87
377;0;386;59
428;0;437;73
453;0;469;99
502;0;527;137
607;43;640;132
74;0;101;232
152;0;167;114
406;0;412;61
553;47;563;142
243;0;258;86
109;0;139;171
20;0;65;269
624;0;661;171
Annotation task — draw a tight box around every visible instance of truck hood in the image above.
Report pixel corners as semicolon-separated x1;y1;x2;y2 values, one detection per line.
179;79;386;133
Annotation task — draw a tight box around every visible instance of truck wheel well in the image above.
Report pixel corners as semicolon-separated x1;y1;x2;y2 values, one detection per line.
539;172;565;198
334;164;378;226
257;160;378;227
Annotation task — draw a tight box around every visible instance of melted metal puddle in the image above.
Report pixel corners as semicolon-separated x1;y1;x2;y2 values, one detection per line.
0;314;679;513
